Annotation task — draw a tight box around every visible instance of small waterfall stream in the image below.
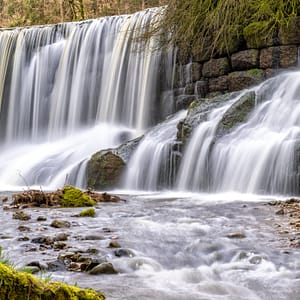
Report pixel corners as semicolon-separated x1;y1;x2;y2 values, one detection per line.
177;73;300;196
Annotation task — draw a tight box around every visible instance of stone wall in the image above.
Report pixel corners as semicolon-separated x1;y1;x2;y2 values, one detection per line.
174;19;300;110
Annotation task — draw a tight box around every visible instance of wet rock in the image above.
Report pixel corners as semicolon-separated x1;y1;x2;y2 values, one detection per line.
226;233;246;239
176;93;238;146
54;242;68;250
68;262;81;272
108;241;121;248
0;234;13;239
73;208;96;218
81;257;108;272
26;261;48;271
2;197;8;203
37;216;47;221
249;256;262;264
13;211;31;221
85;191;121;203
17;236;30;241
46;260;66;272
88;262;118;275
78;235;105;241
215;91;256;139
50;220;71;228
114;248;135;258
275;208;285;215
31;236;53;245
23;245;38;252
86;248;99;254
175;95;196;110
87;150;125;190
228;69;265;91
54;232;69;242
18;225;31;232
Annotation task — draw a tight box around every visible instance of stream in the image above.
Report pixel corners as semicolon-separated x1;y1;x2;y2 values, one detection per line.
1;192;299;300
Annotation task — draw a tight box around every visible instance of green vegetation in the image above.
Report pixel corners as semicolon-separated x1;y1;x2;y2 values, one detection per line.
0;246;12;266
0;262;105;299
0;0;167;27
155;0;300;58
61;186;96;207
78;208;96;217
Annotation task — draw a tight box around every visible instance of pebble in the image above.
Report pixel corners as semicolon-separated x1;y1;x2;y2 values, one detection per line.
114;248;135;257
108;241;121;248
88;262;118;275
50;220;71;228
13;211;31;221
226;233;246;239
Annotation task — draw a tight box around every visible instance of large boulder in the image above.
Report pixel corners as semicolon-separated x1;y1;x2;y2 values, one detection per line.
87;136;141;190
87;151;125;190
177;92;240;146
215;91;256;139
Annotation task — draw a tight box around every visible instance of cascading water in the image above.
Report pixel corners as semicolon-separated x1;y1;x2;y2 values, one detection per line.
177;72;300;196
0;8;174;190
123;110;185;191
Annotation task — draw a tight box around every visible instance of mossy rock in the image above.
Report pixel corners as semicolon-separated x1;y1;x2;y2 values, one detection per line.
78;208;96;218
215;91;256;138
87;151;125;190
61;186;96;207
0;262;105;300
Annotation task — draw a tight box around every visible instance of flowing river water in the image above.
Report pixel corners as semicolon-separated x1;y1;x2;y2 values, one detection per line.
1;192;300;300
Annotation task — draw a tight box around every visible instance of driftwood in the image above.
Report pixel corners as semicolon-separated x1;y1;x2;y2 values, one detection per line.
3;187;121;209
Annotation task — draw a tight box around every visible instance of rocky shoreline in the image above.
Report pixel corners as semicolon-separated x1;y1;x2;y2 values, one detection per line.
268;198;300;248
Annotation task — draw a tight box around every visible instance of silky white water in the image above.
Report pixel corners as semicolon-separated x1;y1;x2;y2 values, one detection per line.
124;110;185;191
176;73;300;196
0;8;174;190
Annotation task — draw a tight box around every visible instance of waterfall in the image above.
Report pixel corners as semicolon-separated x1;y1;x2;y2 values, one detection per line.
177;72;300;196
0;8;175;190
123;110;185;191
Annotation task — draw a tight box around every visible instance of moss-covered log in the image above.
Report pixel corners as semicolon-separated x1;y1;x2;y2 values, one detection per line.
0;262;105;300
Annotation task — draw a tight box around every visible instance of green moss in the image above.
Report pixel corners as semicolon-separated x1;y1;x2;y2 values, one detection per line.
0;262;105;299
247;68;262;76
61;186;96;208
78;208;96;218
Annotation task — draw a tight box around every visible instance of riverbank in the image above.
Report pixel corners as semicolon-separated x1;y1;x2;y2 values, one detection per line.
268;198;300;248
